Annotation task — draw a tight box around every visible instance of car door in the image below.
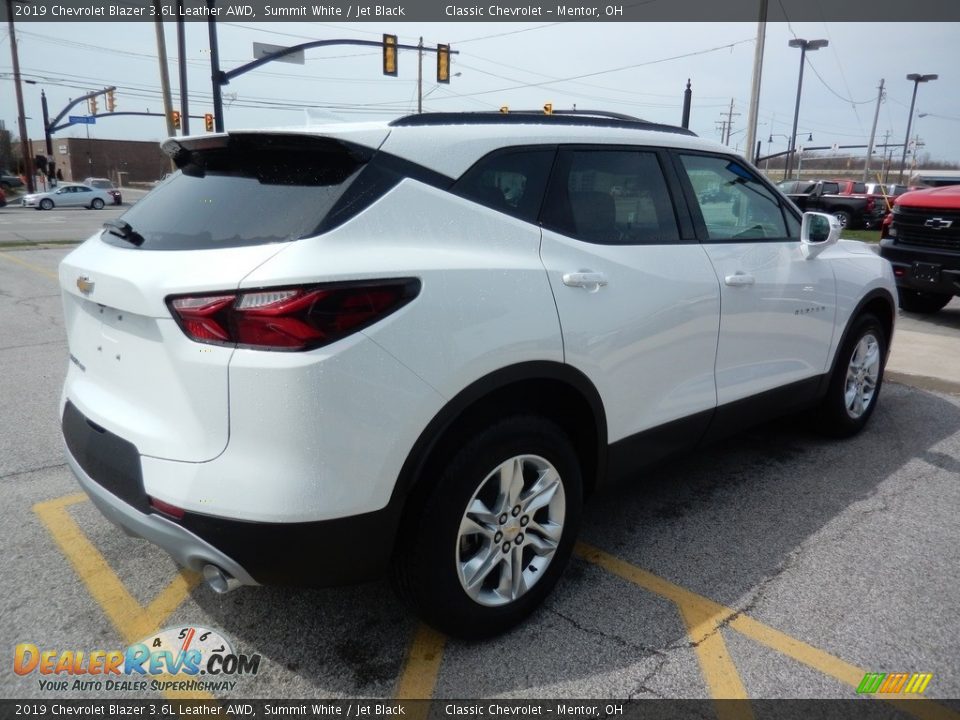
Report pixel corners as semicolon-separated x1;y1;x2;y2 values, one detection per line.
538;146;721;458
673;152;837;406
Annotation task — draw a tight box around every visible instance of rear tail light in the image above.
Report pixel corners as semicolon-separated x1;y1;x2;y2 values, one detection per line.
167;279;420;351
149;497;185;519
866;197;875;212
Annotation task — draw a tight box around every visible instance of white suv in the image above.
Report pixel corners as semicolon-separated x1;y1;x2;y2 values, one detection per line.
59;112;896;638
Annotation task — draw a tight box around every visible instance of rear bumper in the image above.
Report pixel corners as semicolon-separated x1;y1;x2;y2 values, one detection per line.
63;401;401;588
879;239;960;296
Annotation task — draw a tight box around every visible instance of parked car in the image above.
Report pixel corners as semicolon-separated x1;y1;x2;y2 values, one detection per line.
879;183;960;313
0;170;24;190
21;184;112;210
779;179;882;229
83;177;122;205
59;112;896;638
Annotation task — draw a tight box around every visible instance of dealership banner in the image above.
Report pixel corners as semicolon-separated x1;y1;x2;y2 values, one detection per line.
1;0;957;22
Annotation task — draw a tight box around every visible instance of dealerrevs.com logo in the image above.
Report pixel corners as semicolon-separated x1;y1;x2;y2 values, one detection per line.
14;626;261;693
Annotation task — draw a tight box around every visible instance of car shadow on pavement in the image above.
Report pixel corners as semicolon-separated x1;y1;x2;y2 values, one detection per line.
189;382;960;697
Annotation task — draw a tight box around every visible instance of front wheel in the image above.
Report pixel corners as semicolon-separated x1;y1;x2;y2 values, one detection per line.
815;313;886;438
90;198;104;210
393;416;582;638
39;198;54;210
898;289;952;314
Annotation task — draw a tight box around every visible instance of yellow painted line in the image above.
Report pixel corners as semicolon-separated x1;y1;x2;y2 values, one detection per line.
578;543;960;720
578;543;750;712
33;493;209;701
0;249;59;280
394;623;446;701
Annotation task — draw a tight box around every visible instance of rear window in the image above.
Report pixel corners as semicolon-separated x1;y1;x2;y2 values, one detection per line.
104;134;372;250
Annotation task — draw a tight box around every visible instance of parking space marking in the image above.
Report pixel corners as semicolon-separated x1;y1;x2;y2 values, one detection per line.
0;250;59;281
394;623;446;703
576;543;959;719
33;493;211;701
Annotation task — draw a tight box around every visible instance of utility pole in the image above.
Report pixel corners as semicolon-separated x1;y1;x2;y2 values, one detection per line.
176;1;190;135
863;78;884;182
744;0;768;163
723;99;740;145
153;1;176;138
417;36;424;114
680;79;692;129
6;0;34;192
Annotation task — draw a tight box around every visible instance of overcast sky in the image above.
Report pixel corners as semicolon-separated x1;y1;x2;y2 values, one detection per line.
2;21;958;168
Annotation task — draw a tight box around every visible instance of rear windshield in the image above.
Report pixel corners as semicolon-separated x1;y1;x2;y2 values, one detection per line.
104;134;371;250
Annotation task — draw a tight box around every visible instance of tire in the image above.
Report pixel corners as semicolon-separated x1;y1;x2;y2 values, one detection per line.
91;198;104;210
393;416;583;639
815;313;886;438
898;289;952;314
832;209;852;229
39;198;54;210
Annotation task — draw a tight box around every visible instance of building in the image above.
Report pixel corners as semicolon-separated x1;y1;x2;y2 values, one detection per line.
29;137;170;186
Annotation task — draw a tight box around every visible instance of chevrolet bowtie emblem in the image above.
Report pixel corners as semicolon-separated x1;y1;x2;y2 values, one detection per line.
924;217;953;230
76;276;95;295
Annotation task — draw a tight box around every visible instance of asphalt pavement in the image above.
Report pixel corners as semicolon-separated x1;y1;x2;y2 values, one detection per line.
1;242;958;707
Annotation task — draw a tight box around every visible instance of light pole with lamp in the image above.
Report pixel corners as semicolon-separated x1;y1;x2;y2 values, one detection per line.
770;132;813;180
785;38;828;180
898;74;937;183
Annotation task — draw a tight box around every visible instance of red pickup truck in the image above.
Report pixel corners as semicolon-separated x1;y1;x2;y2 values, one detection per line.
879;184;960;313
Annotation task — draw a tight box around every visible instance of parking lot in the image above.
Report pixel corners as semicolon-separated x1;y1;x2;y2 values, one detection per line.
1;227;959;708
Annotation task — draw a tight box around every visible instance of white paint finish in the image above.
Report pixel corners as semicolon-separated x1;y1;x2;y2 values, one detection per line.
540;230;721;441
141;333;444;522
702;240;837;404
239;180;565;401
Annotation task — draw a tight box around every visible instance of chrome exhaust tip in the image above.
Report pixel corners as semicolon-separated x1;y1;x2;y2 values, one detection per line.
203;564;241;594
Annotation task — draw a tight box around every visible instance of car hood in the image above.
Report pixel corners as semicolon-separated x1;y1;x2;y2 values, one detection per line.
896;185;960;209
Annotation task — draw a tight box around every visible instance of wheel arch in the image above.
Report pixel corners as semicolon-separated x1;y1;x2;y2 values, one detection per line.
824;287;896;385
390;362;607;550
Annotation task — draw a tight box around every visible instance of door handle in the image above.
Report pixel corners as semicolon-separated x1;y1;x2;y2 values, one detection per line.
724;272;755;287
562;271;609;291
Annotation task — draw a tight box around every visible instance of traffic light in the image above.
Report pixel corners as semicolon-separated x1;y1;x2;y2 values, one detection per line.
543;103;553;115
437;44;450;84
172;111;181;130
382;34;398;77
106;89;116;112
204;113;214;132
88;96;98;115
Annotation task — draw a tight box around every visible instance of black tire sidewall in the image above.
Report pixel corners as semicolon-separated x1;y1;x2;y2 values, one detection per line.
40;199;53;210
820;313;886;437
404;416;582;638
92;199;104;209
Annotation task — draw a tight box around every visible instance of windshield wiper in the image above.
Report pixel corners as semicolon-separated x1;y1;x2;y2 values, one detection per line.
103;219;145;247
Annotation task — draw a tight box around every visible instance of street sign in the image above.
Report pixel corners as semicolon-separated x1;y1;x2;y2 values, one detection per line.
68;116;96;125
253;42;304;65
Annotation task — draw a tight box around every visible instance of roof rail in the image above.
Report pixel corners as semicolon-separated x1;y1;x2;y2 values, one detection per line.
389;112;696;136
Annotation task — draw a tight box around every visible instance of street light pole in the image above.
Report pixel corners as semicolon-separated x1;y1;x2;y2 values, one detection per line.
898;73;937;184
785;38;828;180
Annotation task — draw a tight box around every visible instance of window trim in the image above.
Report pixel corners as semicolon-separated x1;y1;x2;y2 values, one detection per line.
670;149;803;244
538;144;697;246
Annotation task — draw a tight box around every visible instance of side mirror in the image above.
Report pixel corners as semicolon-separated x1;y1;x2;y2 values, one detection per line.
800;212;840;259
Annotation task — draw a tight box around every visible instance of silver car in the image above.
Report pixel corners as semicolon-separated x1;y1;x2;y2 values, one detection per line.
21;184;112;210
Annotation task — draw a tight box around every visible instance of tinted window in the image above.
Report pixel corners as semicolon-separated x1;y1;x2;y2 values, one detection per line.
108;134;371;251
822;182;840;195
454;148;554;223
680;154;789;241
542;149;679;245
852;182;866;194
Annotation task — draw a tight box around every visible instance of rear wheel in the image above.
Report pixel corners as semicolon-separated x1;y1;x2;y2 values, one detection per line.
393;416;582;638
39;198;53;210
898;289;952;314
91;198;104;210
815;313;886;438
832;209;852;229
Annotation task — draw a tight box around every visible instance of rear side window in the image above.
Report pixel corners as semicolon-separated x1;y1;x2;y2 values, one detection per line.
453;148;555;223
821;182;840;195
852;182;866;194
541;149;680;245
106;134;372;250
